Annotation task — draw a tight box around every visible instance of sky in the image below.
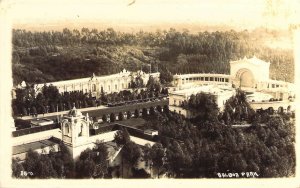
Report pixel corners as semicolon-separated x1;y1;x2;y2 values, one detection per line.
2;0;299;31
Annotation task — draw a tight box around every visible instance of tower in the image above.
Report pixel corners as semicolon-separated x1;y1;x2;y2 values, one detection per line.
61;107;91;158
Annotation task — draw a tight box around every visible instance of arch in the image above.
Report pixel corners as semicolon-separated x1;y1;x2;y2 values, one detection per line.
92;84;97;92
64;124;69;135
235;68;255;88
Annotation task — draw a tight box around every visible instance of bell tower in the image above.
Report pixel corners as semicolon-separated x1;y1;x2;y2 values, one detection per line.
61;107;90;157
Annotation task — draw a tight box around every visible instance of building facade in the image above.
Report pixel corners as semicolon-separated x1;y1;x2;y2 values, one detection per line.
169;85;236;117
171;56;295;100
169;56;295;117
15;69;160;99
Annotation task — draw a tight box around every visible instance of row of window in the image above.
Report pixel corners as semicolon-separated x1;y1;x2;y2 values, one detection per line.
173;99;182;106
270;84;284;88
180;77;229;83
58;82;129;93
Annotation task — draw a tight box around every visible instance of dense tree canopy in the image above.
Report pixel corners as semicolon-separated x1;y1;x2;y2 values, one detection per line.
12;142;74;178
144;104;295;178
75;141;109;178
12;28;294;86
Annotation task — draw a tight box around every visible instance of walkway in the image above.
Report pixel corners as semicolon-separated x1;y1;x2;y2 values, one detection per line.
18;105;108;120
17;99;168;121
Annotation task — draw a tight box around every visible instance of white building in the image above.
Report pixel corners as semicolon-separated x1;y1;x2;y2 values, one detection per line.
169;56;295;117
169;85;236;117
230;56;270;88
15;69;160;98
13;107;156;161
173;73;230;90
172;56;295;98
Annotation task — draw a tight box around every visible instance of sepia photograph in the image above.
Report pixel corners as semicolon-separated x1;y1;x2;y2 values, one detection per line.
0;0;300;187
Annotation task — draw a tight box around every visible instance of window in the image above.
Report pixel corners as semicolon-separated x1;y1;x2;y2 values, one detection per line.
210;77;214;81
122;83;124;89
78;124;83;137
108;85;111;91
174;99;177;106
115;84;117;90
205;77;209;81
225;78;229;82
92;84;96;92
64;125;69;136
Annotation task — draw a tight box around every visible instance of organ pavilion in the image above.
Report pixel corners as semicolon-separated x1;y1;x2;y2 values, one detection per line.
170;56;295;117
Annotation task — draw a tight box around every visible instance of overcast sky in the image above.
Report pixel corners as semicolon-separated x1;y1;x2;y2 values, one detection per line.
2;0;299;31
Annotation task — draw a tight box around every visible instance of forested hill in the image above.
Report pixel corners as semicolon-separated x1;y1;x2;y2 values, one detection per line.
12;28;294;85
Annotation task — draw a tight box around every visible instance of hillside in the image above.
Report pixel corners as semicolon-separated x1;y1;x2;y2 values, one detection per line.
12;28;294;85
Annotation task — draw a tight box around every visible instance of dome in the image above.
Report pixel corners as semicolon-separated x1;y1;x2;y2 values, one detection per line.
68;107;83;117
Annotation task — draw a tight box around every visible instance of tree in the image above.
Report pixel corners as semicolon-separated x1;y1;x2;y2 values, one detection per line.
102;114;107;123
148;76;162;93
23;149;58;178
144;143;165;178
37;155;58;178
118;112;124;121
163;105;169;114
92;141;109;178
75;148;96;178
159;66;173;84
134;109;139;118
32;106;37;116
110;113;116;122
22;107;28;116
131;168;150;178
12;158;25;178
122;141;141;168
157;105;162;113
142;108;148;118
187;93;219;123
114;129;130;146
127;111;132;119
149;106;156;116
75;142;108;178
130;74;144;89
23;149;40;177
56;142;75;178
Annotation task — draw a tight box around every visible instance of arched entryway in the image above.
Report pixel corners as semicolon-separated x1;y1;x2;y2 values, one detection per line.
235;68;255;88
